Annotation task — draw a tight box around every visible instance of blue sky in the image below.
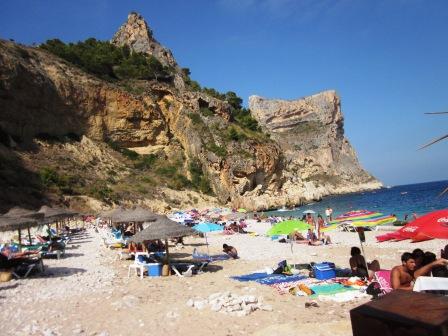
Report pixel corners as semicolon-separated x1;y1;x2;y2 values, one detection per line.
1;0;447;186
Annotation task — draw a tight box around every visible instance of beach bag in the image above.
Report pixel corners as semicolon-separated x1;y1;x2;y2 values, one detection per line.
273;260;293;275
366;282;382;297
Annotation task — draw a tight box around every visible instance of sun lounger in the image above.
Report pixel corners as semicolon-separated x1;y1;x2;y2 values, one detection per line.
24;240;66;260
192;250;230;262
5;256;44;279
170;260;209;276
170;264;195;277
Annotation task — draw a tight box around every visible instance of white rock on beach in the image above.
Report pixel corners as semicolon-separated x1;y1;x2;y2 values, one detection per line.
187;291;269;316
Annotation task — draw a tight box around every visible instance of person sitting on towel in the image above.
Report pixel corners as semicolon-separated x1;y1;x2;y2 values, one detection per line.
307;229;332;245
349;247;380;278
223;244;238;259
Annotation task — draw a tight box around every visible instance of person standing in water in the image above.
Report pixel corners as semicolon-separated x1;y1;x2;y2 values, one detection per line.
325;207;331;222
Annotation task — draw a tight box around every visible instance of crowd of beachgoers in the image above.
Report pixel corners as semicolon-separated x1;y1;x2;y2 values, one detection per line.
0;205;447;335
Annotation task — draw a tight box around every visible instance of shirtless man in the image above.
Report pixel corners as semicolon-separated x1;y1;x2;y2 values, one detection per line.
223;244;238;259
391;252;416;290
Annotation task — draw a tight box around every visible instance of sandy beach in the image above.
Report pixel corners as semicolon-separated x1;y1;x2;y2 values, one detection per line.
1;219;446;336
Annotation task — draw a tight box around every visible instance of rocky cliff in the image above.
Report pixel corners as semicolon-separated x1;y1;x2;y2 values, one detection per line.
245;92;382;209
0;13;381;212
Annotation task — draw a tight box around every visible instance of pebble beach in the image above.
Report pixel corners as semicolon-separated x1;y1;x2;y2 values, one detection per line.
1;219;446;336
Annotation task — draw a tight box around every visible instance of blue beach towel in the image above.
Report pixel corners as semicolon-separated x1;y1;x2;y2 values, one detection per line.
256;274;306;285
231;272;306;285
231;272;271;282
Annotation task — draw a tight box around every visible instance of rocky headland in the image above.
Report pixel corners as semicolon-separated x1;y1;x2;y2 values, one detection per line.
0;12;381;213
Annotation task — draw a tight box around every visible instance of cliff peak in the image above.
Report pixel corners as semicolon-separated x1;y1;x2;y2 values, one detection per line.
111;12;177;69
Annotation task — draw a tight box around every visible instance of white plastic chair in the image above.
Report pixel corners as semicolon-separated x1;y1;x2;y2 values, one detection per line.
127;252;150;279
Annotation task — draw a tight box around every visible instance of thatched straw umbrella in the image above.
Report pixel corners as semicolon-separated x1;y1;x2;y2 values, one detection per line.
3;207;43;219
129;216;196;266
111;206;159;223
2;207;44;244
0;216;40;250
37;206;78;234
100;206;126;219
108;206;159;235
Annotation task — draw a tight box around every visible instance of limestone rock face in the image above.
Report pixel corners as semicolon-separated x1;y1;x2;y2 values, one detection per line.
245;92;382;209
0;41;169;146
111;12;184;90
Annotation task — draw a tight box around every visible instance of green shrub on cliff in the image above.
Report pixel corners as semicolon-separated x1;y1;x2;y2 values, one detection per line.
38;167;77;194
106;140;140;160
189;160;213;194
87;181;118;203
134;154;158;170
40;38;172;81
227;126;247;142
207;143;227;157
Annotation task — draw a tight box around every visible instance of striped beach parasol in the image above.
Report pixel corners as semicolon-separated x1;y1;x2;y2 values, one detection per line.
333;210;395;226
322;210;396;232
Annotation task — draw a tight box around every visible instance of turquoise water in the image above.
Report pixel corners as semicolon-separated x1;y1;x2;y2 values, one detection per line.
266;180;448;221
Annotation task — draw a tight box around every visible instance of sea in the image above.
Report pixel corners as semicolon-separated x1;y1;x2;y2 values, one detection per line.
266;180;448;221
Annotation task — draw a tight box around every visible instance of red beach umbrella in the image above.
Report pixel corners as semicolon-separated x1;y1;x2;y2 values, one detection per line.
377;209;448;242
410;210;448;242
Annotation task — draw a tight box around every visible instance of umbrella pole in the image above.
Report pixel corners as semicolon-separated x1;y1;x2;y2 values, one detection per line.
18;228;22;252
164;238;170;266
359;241;370;274
27;227;32;246
205;233;210;256
355;227;370;273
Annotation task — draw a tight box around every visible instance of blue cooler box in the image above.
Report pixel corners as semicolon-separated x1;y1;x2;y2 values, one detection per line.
147;263;162;277
313;262;336;280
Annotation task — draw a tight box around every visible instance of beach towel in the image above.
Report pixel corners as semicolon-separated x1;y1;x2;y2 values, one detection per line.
374;270;392;294
230;272;305;285
231;272;271;282
310;283;357;296
270;278;320;294
256;274;306;285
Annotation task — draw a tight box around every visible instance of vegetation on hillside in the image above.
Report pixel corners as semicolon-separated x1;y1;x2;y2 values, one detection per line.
182;68;262;132
106;141;213;196
40;38;173;81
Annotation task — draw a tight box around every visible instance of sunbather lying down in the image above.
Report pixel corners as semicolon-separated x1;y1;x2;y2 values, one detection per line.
290;231;310;244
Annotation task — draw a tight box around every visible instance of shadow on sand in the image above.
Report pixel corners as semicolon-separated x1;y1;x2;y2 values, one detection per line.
61;252;85;258
202;264;224;273
70;240;92;244
0;283;20;291
36;266;87;278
